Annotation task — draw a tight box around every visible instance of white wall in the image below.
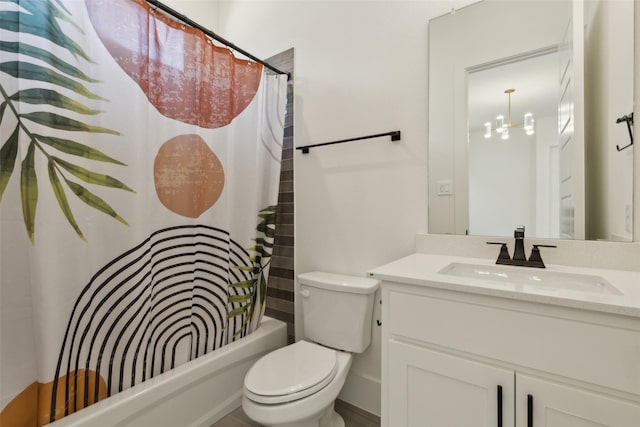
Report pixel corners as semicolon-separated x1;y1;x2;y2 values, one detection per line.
160;0;220;30
214;0;474;415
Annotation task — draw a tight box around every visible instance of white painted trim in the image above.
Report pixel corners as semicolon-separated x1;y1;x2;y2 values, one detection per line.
338;370;382;417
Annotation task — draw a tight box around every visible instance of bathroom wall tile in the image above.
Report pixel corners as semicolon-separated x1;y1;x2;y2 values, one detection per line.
278;181;293;194
276;202;293;215
275;213;293;225
280;158;293;173
268;276;294;292
270;266;294;280
273;236;294;248
275;225;294;238
266;296;294;313
271;255;294;270
277;192;293;204
282;135;293;150
273;245;294;259
265;307;294;324
281;146;293;161
266;287;294;302
280;170;293;182
265;48;295;344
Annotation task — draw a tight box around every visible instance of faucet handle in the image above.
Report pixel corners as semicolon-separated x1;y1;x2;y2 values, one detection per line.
487;242;511;264
528;244;557;268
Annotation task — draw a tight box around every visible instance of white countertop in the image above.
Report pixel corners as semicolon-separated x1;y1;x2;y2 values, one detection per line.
368;253;640;317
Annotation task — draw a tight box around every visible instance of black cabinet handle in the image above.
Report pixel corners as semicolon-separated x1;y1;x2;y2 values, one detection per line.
527;394;533;427
497;385;503;427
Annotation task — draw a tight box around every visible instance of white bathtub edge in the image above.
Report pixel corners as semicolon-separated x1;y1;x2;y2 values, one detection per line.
50;317;287;427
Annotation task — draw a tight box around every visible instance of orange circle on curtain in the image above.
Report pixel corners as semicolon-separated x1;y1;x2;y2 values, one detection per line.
154;134;224;218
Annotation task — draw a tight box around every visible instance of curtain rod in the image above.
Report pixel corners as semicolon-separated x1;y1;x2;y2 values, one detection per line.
144;0;290;79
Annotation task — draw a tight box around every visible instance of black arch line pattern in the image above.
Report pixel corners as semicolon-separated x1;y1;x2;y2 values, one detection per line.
49;224;256;421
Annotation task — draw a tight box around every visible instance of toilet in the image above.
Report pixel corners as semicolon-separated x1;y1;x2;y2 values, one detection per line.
242;271;380;427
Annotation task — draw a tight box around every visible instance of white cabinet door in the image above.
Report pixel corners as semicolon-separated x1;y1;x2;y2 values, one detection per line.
516;374;640;427
388;339;515;427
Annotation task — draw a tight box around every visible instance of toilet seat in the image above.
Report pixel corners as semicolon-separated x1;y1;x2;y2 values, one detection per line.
244;340;338;404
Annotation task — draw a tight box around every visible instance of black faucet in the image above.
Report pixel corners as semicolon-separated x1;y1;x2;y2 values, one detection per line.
487;226;556;268
512;225;527;263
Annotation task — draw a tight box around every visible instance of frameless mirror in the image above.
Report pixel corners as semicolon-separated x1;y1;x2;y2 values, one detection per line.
428;0;634;241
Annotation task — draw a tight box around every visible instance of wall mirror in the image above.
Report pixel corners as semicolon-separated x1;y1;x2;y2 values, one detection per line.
428;0;634;241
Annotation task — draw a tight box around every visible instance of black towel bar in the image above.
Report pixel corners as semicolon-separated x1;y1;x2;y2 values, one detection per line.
296;130;401;154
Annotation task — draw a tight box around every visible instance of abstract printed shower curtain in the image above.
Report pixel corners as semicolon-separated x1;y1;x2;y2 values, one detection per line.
0;0;287;425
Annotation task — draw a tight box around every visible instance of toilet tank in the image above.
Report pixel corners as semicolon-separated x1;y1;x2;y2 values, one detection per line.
298;272;379;353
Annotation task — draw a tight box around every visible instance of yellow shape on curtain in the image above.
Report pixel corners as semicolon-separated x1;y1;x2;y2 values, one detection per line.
0;370;107;426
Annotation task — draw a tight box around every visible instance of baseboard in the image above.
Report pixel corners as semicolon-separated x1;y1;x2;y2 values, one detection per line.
337;370;381;417
335;399;381;426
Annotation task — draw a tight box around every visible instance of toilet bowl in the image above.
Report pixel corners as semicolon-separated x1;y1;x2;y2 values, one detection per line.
242;340;352;427
241;272;379;427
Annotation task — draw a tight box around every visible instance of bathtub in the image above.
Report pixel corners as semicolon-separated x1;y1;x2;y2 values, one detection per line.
49;316;287;427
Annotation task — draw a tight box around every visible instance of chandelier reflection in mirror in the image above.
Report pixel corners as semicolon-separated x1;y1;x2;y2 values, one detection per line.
484;88;535;140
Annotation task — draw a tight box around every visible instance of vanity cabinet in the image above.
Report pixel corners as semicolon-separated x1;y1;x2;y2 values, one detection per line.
381;282;640;427
388;339;514;426
516;374;640;427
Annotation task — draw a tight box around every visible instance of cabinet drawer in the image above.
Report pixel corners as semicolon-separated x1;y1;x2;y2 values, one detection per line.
388;289;640;395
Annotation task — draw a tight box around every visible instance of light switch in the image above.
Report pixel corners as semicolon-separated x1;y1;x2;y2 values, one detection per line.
437;180;453;196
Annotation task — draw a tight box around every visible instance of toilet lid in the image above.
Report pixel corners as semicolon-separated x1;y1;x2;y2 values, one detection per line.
244;340;338;404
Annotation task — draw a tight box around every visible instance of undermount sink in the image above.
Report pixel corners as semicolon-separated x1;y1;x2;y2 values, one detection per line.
438;263;622;295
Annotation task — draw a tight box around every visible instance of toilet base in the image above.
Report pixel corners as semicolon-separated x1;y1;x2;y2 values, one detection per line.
263;403;344;427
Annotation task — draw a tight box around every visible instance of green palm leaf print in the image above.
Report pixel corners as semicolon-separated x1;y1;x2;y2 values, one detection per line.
0;0;132;243
228;205;277;335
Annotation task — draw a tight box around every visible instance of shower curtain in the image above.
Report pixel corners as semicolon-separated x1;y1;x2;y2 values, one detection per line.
0;0;288;425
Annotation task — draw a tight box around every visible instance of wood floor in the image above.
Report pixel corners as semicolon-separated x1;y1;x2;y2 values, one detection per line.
212;399;380;427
